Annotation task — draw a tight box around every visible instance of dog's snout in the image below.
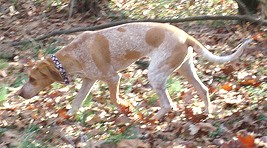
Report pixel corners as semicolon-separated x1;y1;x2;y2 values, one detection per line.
16;89;24;97
16;88;30;99
16;88;21;95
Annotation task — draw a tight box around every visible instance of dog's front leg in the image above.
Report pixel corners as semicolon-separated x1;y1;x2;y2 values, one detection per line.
67;78;96;115
105;73;128;109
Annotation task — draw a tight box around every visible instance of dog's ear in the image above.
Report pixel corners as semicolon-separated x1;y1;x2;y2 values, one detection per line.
45;58;64;82
34;60;63;82
47;66;63;82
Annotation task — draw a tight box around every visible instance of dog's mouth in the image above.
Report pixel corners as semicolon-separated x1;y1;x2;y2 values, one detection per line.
16;89;30;99
16;87;38;99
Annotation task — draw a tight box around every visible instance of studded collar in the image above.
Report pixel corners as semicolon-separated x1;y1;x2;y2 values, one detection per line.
49;54;70;84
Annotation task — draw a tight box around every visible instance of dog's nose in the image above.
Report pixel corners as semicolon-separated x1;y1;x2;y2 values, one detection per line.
16;88;35;99
16;89;28;99
16;89;23;97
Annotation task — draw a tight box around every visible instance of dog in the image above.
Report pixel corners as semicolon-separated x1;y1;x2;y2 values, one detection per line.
18;22;252;120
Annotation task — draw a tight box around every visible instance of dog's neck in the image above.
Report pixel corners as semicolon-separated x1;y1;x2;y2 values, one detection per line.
49;54;70;84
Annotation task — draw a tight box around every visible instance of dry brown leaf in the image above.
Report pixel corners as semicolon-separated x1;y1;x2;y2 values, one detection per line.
0;70;7;77
221;82;233;91
252;32;265;41
1;130;21;146
239;78;262;87
48;91;63;99
27;104;37;110
197;122;217;132
57;108;71;119
115;114;130;125
117;139;150;148
237;134;255;148
189;124;200;135
221;65;234;75
185;107;207;123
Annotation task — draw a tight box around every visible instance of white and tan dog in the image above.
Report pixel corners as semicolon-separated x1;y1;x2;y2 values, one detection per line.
18;22;252;120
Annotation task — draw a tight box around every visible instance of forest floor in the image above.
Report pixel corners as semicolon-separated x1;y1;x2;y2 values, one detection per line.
0;0;267;147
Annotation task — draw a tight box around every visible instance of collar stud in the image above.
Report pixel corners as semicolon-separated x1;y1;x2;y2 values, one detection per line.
49;54;70;84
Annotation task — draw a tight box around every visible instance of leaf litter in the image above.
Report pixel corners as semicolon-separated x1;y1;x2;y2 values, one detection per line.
0;0;267;147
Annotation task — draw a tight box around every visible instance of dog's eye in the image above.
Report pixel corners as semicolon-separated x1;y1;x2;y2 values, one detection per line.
29;77;36;83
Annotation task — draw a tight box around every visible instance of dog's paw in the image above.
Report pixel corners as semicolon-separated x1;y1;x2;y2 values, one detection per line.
151;107;172;121
66;109;76;116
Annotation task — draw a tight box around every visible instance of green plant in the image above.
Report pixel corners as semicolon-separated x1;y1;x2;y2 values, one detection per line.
0;59;8;69
83;94;93;107
167;77;182;95
209;123;222;138
244;82;267;100
258;114;267;121
44;46;61;55
148;95;158;105
75;108;95;126
0;128;8;136
11;73;28;88
0;85;8;104
51;82;63;89
20;124;47;148
107;126;139;143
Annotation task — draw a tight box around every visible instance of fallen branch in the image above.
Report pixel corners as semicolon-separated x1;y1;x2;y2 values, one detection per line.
9;15;267;46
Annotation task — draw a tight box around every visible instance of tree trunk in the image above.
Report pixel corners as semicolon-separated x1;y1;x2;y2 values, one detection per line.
69;0;107;17
237;0;259;15
259;0;267;19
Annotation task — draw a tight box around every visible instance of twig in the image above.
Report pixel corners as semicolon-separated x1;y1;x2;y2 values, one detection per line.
68;0;75;19
8;15;267;47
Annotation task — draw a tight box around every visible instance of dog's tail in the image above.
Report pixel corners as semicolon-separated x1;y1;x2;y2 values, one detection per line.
186;35;253;63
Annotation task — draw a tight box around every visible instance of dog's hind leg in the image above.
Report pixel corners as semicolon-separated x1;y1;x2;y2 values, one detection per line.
148;44;190;120
67;78;96;115
148;61;176;120
177;56;211;114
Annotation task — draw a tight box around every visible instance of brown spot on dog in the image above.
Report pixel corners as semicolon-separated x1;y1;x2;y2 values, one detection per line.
125;50;142;59
166;44;188;68
117;27;126;32
145;28;165;48
91;34;111;73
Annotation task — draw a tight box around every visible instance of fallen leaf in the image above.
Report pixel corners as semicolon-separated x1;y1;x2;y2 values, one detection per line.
221;139;241;148
185;107;207;123
115;114;130;125
48;91;63;99
208;85;217;93
1;130;21;146
189;124;200;135
181;88;194;105
252;32;264;41
237;130;255;148
221;65;234;75
239;78;262;87
117;139;150;148
221;82;233;91
237;134;255;148
27;104;37;110
0;70;7;77
260;136;267;143
197;122;217;132
57;108;70;119
119;104;131;115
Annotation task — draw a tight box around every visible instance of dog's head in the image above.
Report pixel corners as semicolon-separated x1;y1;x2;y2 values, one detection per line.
18;58;63;99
